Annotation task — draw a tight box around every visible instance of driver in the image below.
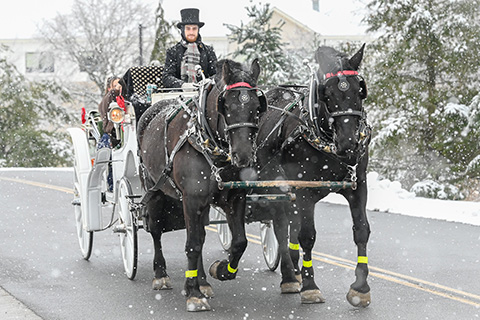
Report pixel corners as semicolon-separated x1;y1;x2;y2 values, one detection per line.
162;8;217;89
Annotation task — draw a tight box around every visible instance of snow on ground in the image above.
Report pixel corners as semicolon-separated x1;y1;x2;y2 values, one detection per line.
1;168;480;227
321;172;480;226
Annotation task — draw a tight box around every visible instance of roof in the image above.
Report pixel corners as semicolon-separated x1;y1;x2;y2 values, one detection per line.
161;0;368;37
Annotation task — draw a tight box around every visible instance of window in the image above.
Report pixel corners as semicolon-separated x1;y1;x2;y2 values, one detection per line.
25;52;55;73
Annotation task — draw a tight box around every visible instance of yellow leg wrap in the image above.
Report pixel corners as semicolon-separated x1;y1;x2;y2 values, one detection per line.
358;256;368;264
227;263;238;274
185;269;198;278
289;242;300;250
303;260;312;268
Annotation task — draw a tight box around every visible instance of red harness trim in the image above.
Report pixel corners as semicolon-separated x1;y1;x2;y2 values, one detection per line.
226;82;253;90
116;95;126;112
324;70;359;80
81;107;86;124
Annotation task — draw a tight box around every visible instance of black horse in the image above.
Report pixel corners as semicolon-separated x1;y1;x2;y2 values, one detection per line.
137;59;267;312
256;44;372;306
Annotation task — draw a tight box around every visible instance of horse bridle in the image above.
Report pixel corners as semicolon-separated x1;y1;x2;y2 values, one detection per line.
321;70;366;117
217;81;267;133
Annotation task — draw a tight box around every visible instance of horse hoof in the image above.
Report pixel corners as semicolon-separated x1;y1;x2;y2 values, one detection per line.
281;282;301;294
301;289;325;304
200;285;214;298
186;297;211;312
346;288;371;307
152;277;172;290
209;260;221;280
295;274;302;284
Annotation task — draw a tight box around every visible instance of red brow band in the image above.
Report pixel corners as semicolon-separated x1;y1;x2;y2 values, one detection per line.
226;82;253;90
324;70;359;80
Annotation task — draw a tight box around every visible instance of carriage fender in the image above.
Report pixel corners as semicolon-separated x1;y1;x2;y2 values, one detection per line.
85;147;111;231
67;128;92;175
67;128;94;231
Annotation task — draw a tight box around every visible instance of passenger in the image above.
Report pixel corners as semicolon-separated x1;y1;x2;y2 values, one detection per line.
162;8;217;89
104;76;118;95
98;76;123;148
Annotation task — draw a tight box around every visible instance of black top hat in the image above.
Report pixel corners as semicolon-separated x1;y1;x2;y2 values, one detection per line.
176;8;205;29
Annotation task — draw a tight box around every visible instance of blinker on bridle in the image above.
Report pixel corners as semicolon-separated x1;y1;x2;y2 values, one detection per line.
322;70;365;118
324;70;359;92
220;81;263;132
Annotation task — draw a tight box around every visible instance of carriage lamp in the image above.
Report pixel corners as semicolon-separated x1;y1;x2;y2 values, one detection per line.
108;105;125;124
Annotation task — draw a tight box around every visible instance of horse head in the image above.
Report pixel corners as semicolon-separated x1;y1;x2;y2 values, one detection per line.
213;59;267;168
314;44;369;165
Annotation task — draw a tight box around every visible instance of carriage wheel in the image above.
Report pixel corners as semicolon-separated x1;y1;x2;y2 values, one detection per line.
260;221;280;271
117;178;138;280
73;163;93;260
209;206;232;251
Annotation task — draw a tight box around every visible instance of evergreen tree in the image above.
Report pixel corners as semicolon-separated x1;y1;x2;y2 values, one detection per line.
0;51;72;167
225;3;292;86
364;0;480;198
150;0;176;65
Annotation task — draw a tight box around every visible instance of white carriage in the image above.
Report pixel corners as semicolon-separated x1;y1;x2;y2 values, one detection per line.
69;97;143;279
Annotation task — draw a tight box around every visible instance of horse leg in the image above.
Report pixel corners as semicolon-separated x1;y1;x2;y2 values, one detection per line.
273;202;300;294
183;195;211;312
287;204;302;284
197;251;214;298
147;194;172;290
297;199;325;304
209;191;247;281
345;184;371;307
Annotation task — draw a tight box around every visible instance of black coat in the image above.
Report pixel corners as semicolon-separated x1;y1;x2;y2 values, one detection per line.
162;40;217;88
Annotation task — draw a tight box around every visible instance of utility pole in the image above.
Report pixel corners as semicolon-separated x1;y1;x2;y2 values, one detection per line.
139;24;144;66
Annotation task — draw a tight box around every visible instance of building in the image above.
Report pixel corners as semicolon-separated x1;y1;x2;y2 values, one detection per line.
0;5;372;91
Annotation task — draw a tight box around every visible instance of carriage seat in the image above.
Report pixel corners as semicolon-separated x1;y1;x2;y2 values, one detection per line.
123;65;164;120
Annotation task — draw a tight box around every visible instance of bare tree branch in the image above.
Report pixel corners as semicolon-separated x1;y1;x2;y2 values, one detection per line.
39;0;155;95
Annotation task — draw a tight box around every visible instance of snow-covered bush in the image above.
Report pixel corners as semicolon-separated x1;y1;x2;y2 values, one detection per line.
410;180;464;200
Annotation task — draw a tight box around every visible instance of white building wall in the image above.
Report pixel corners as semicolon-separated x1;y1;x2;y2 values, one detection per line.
1;38;90;83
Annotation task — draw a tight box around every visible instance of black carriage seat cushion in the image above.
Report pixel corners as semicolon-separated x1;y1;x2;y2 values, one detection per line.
122;65;164;100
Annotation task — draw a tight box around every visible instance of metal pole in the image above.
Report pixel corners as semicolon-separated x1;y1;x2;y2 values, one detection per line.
218;180;356;190
139;24;143;66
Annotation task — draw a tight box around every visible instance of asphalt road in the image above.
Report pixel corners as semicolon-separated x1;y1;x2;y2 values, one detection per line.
0;169;479;320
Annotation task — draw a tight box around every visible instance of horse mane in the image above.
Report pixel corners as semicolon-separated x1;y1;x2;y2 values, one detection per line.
214;59;258;88
315;46;351;76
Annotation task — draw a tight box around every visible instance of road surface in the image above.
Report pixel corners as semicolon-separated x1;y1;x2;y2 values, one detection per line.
0;169;479;319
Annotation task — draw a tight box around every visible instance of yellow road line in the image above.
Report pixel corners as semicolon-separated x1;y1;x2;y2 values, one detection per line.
310;254;480;308
312;250;480;302
207;226;480;308
0;176;73;194
3;176;479;308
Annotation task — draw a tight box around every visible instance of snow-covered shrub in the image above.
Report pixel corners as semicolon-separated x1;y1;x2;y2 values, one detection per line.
410;180;464;200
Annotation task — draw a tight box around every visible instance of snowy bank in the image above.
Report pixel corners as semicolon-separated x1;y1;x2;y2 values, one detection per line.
321;172;480;226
